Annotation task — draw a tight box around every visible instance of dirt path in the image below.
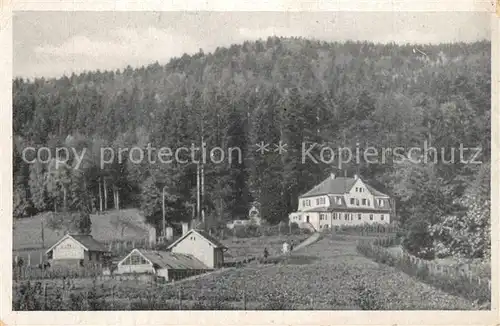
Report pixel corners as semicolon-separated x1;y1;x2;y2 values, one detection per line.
292;232;321;251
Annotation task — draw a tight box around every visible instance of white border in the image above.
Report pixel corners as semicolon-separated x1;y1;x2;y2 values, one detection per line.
1;1;498;325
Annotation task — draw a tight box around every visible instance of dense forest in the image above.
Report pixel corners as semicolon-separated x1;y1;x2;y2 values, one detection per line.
13;37;491;259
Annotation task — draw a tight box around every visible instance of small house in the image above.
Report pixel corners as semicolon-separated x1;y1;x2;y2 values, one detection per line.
45;234;109;268
167;229;227;269
115;249;209;281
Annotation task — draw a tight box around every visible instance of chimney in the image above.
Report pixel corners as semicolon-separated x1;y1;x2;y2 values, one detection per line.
330;173;336;179
354;174;359;180
181;222;189;236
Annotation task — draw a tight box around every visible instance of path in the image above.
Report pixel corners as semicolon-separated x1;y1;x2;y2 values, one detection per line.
292;231;321;251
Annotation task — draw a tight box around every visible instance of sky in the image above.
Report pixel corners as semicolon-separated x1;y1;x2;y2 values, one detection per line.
13;11;491;79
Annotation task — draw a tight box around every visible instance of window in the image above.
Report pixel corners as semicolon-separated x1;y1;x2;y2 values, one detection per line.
350;198;355;205
345;213;349;220
333;213;336;220
336;197;342;204
325;224;329;228
369;214;373;220
316;198;319;205
362;199;366;205
356;199;360;206
367;200;370;206
379;200;384;207
358;214;362;220
381;214;384;220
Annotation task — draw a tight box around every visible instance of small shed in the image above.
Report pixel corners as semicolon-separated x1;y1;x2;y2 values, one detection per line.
45;234;109;268
115;249;209;281
167;229;227;269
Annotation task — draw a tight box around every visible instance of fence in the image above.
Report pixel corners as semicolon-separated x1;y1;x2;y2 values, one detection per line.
13;265;105;280
333;223;401;236
356;236;491;304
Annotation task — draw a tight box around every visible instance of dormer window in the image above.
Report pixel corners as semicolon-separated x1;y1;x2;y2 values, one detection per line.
350;198;355;205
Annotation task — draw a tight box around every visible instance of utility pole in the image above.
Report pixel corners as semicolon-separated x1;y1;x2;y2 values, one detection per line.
196;163;201;220
162;186;167;237
201;136;205;225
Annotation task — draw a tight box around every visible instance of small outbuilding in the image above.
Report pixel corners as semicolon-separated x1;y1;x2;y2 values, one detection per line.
115;249;209;281
45;234;109;268
167;229;227;269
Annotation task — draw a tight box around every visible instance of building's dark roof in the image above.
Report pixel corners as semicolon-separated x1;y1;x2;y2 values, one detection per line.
300;177;356;198
167;229;227;250
365;184;389;197
300;175;389;198
46;234;109;254
138;250;208;270
194;229;227;248
69;234;109;252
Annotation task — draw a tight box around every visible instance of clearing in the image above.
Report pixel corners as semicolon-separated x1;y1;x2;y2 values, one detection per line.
13;209;151;265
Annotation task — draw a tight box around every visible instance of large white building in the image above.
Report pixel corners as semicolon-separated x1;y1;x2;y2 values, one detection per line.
289;173;394;231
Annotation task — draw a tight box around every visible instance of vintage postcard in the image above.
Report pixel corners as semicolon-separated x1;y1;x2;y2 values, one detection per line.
1;1;498;325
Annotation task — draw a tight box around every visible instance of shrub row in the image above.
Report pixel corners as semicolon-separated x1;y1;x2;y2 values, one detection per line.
356;238;491;305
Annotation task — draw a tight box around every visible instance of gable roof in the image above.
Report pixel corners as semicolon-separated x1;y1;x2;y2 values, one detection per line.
140;250;209;270
167;229;227;250
117;249;209;270
365;184;389;198
46;234;108;254
300;177;356;198
300;175;390;198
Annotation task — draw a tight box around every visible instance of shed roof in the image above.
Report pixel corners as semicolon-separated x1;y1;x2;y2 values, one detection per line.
135;249;208;270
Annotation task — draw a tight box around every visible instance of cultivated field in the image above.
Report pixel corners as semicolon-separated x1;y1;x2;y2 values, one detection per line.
222;234;310;262
15;233;486;310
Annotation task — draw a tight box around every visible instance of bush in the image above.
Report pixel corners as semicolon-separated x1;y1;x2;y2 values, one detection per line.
402;219;435;260
353;280;384;310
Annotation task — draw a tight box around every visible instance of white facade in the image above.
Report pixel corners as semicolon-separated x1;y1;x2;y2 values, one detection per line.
289;174;392;231
52;237;85;260
169;230;224;269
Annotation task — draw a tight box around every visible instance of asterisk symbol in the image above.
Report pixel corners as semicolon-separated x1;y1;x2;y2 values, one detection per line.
255;142;270;154
274;141;288;154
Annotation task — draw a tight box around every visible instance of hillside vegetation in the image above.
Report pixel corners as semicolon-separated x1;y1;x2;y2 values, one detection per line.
13;209;151;250
13;37;491;260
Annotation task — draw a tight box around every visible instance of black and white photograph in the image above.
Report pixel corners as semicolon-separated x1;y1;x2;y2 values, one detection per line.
8;9;493;314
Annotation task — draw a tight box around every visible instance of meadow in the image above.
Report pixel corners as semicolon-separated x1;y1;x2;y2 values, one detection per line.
14;232;488;310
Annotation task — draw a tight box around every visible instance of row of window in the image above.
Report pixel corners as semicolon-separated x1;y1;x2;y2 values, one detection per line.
122;254;149;266
332;213;384;221
298;213;385;221
354;187;365;193
347;198;385;207
303;197;327;207
303;197;385;208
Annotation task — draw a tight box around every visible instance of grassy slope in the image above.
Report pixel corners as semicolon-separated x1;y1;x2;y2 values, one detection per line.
13;208;152;250
157;234;480;309
13;233;484;309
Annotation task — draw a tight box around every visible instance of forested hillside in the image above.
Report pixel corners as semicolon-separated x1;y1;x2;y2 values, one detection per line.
13;37;491;259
